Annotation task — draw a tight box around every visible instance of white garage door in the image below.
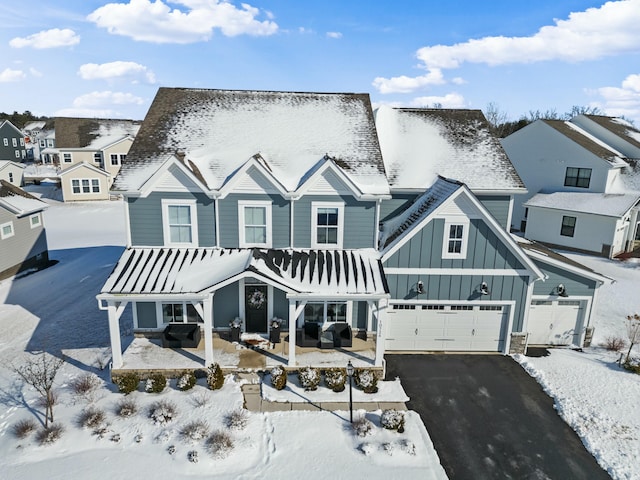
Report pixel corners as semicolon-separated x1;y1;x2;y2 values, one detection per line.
528;300;584;346
385;304;508;352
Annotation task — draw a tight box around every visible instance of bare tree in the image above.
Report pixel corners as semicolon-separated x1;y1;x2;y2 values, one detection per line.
13;352;65;427
624;314;640;364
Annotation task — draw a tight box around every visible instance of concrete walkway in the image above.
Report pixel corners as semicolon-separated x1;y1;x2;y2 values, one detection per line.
238;373;407;413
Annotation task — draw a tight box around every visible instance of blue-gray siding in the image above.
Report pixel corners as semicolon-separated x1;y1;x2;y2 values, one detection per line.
477;195;511;230
532;262;597;297
380;194;418;223
128;192;215;247
213;282;239;328
0;208;48;275
293;195;376;248
272;288;289;327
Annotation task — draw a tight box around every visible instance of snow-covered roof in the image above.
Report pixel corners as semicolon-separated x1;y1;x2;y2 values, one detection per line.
580;115;640;151
102;247;388;297
375;106;525;192
524;191;640;217
379;176;462;249
542;120;628;167
0;160;26;171
23;121;46;131
114;88;389;195
54;117;140;151
0;180;48;216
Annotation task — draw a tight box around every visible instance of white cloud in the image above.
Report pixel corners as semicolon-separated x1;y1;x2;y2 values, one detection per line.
589;73;640;122
55;107;118;118
298;27;314;34
78;61;156;83
87;0;278;44
0;68;26;82
72;91;145;108
326;31;342;39
29;67;43;78
416;0;640;69
9;28;80;49
411;93;467;108
372;69;445;94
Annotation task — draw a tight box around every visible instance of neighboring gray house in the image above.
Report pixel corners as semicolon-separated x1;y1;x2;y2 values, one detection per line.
0;180;49;280
502;117;640;257
97;88;608;372
0;120;26;162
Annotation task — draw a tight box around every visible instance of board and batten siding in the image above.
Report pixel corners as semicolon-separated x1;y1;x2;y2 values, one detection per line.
293;195;376;249
213;282;239;328
0;209;48;277
128;192;215;247
532;262;597;297
217;193;290;248
477;195;511;230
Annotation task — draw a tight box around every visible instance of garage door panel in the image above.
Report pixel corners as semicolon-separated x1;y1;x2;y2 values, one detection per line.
528;301;582;346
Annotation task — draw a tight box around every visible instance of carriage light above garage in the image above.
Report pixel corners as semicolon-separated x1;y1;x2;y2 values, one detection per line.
479;282;490;296
416;281;424;294
556;284;569;297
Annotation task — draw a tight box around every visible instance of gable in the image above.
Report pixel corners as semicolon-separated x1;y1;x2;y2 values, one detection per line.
225;165;284;195
303;168;354;196
155;163;208;193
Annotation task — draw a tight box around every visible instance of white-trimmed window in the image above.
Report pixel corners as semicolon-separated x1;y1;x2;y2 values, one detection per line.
71;178;101;194
12;138;17;147
30;213;41;229
2;138;7;146
162;302;202;323
162;199;198;247
312;202;344;249
20;138;24;146
442;220;469;259
8;172;13;183
63;153;72;163
110;154;119;166
14;150;19;158
94;152;102;163
1;221;14;240
303;301;349;324
238;200;272;247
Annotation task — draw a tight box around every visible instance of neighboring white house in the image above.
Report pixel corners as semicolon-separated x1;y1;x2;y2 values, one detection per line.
0;160;25;187
502;116;640;257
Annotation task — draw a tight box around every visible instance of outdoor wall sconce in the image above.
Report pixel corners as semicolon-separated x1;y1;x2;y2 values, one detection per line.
556;284;569;297
416;280;424;294
479;282;490;295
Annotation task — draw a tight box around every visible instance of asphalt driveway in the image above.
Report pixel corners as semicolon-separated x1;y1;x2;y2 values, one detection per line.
385;354;610;480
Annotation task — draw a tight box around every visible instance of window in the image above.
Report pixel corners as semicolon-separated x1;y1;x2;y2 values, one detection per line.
162;303;202;323
561;215;576;237
20;138;24;146
63;153;72;163
71;178;101;194
120;154;126;163
30;214;41;229
72;179;80;194
564;167;591;188
442;220;469;259
39;140;45;147
14;150;19;158
81;179;91;193
451;305;473;311
1;221;14;240
12;138;17;147
110;154;119;166
8;172;13;183
239;201;271;247
2;139;7;146
94;152;102;163
91;179;100;193
422;305;445;310
312;202;344;249
303;301;348;323
162;199;198;247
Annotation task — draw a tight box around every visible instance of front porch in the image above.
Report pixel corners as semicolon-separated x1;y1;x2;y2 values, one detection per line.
111;331;379;377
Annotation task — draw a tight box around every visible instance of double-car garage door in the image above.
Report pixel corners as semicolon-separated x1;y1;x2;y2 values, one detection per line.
386;304;509;352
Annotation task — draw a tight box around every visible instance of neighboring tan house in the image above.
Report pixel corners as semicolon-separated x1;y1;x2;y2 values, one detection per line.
0;160;25;186
0;180;49;280
58;162;112;201
96;88;608;371
0;120;26;162
502;117;640;257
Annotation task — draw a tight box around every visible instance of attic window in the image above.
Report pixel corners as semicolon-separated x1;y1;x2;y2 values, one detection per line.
442;219;469;259
564;167;591;188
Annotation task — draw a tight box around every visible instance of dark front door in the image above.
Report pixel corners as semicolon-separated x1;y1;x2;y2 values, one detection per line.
245;285;268;333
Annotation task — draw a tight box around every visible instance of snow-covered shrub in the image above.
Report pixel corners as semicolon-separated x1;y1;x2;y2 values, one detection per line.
110;433;121;443
297;366;320;391
324;368;346;392
358;442;374;456
270;365;287;390
382;442;395;455
354;368;378;394
206;431;234;459
624;358;640;374
149;400;178;425
154;430;171;444
206;363;224;390
167;445;176;455
180;420;210;444
226;409;248;431
78;407;107;430
70;373;102;399
353;417;375;437
134;433;143;443
380;409;405;432
601;336;627;351
177;371;197;391
12;418;37;439
114;372;140;395
400;439;416;455
191;391;210;408
145;373;167;393
188;450;199;463
36;424;64;445
115;397;138;418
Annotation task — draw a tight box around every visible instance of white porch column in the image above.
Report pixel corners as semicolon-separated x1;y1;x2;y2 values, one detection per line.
107;300;128;369
373;298;388;368
288;300;297;366
203;294;214;367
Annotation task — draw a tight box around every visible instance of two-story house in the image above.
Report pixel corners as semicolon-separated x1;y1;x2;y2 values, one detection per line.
0;180;49;280
502;117;640;257
98;88;608;372
52;117;141;201
0;160;25;186
0;120;26;162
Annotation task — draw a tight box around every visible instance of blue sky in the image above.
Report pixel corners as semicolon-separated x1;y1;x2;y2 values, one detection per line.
1;0;640;123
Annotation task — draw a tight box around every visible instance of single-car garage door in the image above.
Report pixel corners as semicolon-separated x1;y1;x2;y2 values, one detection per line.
385;304;509;352
528;299;584;345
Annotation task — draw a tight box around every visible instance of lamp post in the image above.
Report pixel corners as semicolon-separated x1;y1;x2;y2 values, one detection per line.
346;360;354;423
